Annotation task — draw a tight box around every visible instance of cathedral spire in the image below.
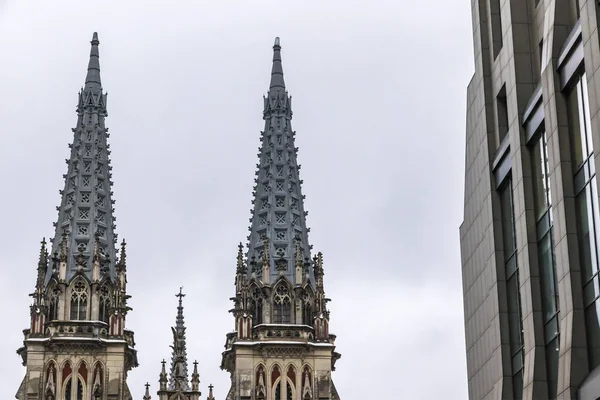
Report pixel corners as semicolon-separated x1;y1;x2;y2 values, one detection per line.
48;31;116;284
247;37;312;284
169;287;190;391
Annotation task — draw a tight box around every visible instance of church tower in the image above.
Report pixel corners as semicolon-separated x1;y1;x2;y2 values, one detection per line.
221;38;341;400
15;33;138;400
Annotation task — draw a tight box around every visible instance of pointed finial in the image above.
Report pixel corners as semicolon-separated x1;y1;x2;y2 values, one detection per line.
269;37;285;90
36;238;48;288
143;382;151;400
207;384;215;400
120;238;127;262
236;243;246;274
85;32;102;92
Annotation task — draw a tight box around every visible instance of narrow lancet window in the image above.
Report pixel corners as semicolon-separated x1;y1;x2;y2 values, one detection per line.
273;285;292;324
70;281;88;321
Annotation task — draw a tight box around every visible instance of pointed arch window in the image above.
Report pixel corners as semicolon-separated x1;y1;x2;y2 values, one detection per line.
251;287;263;326
70;281;88;321
99;286;111;324
64;379;72;400
274;381;282;400
273;284;292;324
48;287;59;321
286;382;293;400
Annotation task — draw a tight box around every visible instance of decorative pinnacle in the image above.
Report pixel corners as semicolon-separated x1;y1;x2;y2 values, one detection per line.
270;36;285;90
207;384;215;400
143;382;151;400
59;230;68;262
36;238;48;289
119;239;127;267
295;236;303;270
262;235;270;265
236;243;246;274
85;32;102;92
169;287;190;391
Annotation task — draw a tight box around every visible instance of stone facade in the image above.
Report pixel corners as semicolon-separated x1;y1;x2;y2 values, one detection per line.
461;1;600;399
15;33;137;400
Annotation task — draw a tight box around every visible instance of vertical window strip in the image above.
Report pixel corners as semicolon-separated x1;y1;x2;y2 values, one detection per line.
531;130;560;398
570;74;600;368
500;180;524;399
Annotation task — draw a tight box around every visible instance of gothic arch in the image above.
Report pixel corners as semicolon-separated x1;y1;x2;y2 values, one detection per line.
44;361;58;400
255;364;267;399
98;283;112;324
46;282;61;321
272;279;293;324
69;277;89;321
249;283;264;325
301;365;314;399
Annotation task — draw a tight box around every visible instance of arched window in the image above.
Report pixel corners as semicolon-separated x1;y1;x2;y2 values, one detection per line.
70;280;88;321
286;381;293;400
274;381;282;400
48;287;59;321
273;284;291;324
251;287;263;325
99;286;111;324
62;376;84;400
64;378;72;400
302;292;313;326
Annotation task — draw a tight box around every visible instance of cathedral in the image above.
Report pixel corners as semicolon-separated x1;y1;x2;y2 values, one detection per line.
14;33;342;400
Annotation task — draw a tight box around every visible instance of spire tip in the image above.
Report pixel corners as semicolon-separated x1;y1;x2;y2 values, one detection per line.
274;37;280;47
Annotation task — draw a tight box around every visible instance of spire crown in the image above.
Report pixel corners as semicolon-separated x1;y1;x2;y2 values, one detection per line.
47;33;117;285
269;36;285;91
85;32;102;93
246;38;313;285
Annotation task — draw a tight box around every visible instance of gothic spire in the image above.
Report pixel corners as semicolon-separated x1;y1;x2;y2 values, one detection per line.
247;37;313;285
47;32;117;284
169;287;190;391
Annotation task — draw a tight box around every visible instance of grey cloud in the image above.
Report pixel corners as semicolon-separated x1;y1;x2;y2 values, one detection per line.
0;0;472;398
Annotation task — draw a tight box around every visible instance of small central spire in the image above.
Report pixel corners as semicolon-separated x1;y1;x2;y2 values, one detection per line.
269;36;285;90
169;287;190;391
85;32;102;93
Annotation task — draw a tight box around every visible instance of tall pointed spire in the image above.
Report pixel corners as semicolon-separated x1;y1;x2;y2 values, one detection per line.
169;287;190;390
47;32;116;284
247;37;312;284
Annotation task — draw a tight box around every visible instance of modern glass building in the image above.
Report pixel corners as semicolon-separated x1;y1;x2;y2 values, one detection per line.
461;1;600;399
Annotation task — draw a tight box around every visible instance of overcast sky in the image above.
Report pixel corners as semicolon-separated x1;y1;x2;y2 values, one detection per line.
0;1;473;398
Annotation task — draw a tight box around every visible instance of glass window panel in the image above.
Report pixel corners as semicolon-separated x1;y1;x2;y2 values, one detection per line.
532;139;546;219
506;254;517;277
539;234;558;320
585;300;600;368
581;73;594;155
507;274;523;353
568;80;586;166
546;337;559;399
544;315;559;344
583;277;600;306
577;188;600;280
500;184;516;257
512;369;523;400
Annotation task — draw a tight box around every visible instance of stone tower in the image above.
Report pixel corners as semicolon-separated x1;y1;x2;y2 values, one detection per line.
144;288;210;400
221;38;341;400
15;33;138;400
